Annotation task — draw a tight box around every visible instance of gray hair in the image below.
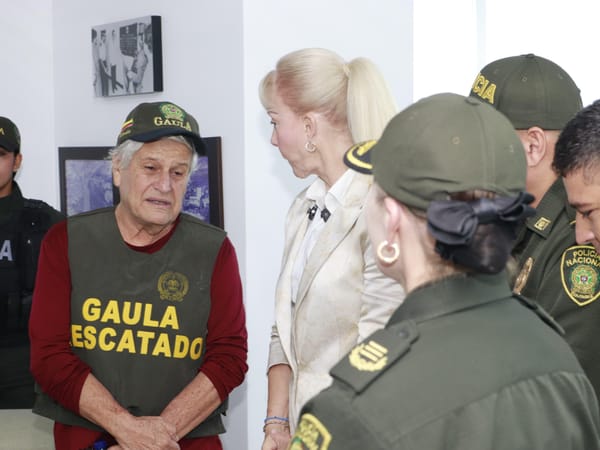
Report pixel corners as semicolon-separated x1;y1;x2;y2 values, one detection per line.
109;136;198;174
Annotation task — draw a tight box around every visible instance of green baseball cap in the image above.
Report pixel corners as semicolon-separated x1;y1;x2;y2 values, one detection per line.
116;101;207;154
0;117;21;154
345;93;527;210
469;53;582;130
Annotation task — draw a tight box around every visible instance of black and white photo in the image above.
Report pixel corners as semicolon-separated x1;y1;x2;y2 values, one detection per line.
91;15;163;97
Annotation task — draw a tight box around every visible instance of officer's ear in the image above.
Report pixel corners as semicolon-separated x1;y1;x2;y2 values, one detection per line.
13;153;22;173
383;196;411;244
518;127;547;168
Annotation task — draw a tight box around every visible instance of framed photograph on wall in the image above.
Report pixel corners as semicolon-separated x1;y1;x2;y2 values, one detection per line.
58;137;224;228
91;15;163;97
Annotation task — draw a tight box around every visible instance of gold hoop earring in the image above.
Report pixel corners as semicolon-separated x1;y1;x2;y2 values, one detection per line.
304;140;317;153
376;240;399;265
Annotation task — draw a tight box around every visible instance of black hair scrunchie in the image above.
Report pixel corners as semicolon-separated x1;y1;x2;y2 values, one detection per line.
427;192;535;263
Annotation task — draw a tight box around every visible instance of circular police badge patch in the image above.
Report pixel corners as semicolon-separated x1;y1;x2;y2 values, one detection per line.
560;245;600;306
157;271;189;302
290;413;332;450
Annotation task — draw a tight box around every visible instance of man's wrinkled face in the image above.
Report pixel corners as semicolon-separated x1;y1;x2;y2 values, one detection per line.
113;139;192;229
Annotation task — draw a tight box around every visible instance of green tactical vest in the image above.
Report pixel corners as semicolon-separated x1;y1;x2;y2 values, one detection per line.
33;208;228;438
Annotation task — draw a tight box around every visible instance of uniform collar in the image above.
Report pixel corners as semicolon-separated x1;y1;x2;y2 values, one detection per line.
525;178;574;238
0;181;24;216
388;271;512;326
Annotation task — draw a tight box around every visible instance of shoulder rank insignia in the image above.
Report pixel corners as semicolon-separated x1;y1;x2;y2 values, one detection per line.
560;245;600;306
330;321;418;394
534;217;551;231
349;340;388;372
290;413;332;450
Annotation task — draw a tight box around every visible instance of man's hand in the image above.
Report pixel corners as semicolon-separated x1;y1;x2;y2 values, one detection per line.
113;415;180;450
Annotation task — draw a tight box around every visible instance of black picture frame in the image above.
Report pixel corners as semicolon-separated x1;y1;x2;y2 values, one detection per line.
91;15;163;97
58;137;224;228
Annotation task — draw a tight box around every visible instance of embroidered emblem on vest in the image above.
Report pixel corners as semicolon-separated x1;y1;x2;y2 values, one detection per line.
534;217;551;231
290;413;332;450
158;271;189;302
513;257;533;295
349;340;388;372
560;245;600;306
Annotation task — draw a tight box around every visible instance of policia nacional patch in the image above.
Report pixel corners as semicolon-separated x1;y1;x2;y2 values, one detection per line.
561;245;600;306
290;414;332;450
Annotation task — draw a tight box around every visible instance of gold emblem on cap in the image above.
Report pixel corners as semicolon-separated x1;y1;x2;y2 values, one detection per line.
513;257;533;295
534;217;551;231
157;271;189;302
160;103;185;121
349;340;388;372
155;104;192;132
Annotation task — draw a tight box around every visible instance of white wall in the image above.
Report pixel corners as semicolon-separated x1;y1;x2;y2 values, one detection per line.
413;0;480;100
2;1;600;449
0;1;56;207
481;0;600;106
412;0;600;105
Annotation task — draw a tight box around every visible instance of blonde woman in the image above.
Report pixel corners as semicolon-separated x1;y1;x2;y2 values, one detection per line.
258;48;405;449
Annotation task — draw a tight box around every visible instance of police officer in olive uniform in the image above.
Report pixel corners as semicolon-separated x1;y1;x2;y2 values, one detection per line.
469;54;600;396
0;116;64;408
290;94;600;450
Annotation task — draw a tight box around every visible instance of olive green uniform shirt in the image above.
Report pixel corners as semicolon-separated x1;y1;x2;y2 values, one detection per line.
291;273;600;450
512;178;600;395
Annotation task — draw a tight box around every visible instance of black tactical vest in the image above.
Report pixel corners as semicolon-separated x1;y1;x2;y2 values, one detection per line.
0;199;54;340
33;208;229;437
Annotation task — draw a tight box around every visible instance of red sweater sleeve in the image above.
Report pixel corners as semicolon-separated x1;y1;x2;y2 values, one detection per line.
199;237;248;400
29;221;92;413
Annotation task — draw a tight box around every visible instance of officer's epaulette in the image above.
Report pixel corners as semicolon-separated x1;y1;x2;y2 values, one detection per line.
330;320;419;394
529;214;554;238
513;293;565;336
